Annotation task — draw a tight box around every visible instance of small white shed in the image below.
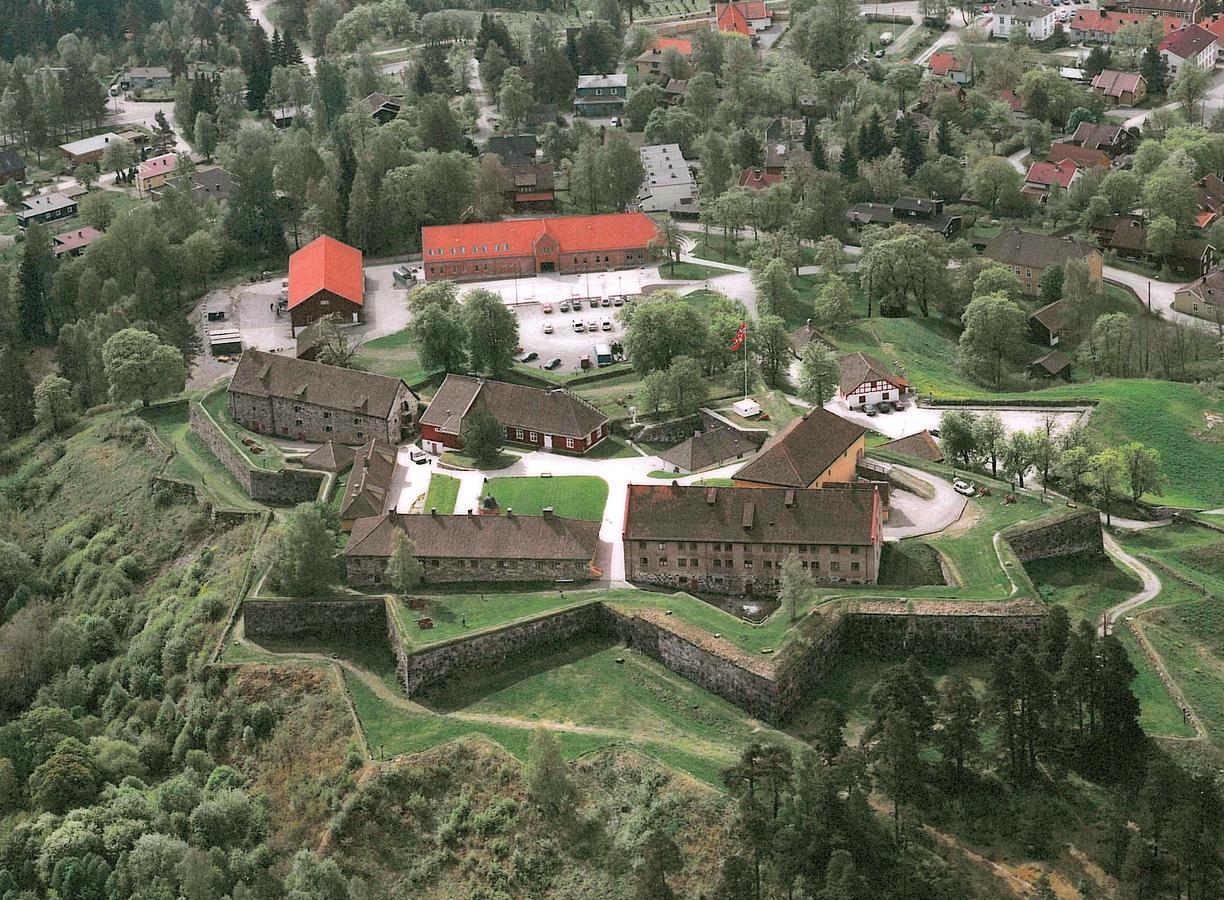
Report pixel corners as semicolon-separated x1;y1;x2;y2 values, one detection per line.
733;398;762;419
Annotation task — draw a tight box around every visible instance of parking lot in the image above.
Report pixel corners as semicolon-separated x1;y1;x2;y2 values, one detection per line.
827;399;1093;440
512;296;628;375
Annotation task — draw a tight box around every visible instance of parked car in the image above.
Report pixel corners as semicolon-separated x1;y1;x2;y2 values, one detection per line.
519;351;539;363
601;297;611;307
572;321;585;333
545;357;562;370
893;399;907;411
542;303;553;314
613;296;624;306
572;299;583;310
610;116;622;127
877;401;892;413
929;428;941;438
559;301;570;312
543;323;554;334
874;49;885;58
409;449;429;465
865;405;878;417
953;479;977;497
587;320;598;331
601;320;612;331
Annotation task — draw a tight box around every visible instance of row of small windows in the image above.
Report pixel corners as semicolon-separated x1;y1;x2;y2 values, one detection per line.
428;559;553;570
639;540;858;554
427;243;512;256
641;558;861;573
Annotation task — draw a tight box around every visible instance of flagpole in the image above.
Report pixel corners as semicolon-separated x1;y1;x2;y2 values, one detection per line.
743;322;748;399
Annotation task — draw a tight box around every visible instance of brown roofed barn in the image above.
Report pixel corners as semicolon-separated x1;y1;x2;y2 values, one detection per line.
658;426;766;474
339;439;398;529
345;508;601;585
623;484;883;596
420;374;609;455
287;236;364;336
228;349;419;445
734;408;867;489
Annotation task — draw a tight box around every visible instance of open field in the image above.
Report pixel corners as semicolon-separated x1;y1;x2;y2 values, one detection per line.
423;472;460;514
354;328;439;387
1139;599;1224;745
480;474;608;520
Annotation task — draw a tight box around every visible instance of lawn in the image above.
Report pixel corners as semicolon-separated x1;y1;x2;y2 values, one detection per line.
1138;598;1224;745
583;435;641;459
480;474;608;520
1116;522;1224;597
200;386;284;471
440;449;519;470
424;473;461;515
658;261;735;281
138;403;261;511
355;328;440;387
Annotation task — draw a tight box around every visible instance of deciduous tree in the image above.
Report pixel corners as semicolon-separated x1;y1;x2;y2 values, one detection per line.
797;343;839;406
268;503;340;596
101;329;185;407
460;407;505;467
462;289;519;377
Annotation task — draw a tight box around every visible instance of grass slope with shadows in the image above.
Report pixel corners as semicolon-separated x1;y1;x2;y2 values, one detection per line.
138;403;262;511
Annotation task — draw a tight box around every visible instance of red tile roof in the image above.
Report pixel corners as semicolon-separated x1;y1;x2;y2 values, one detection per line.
138;152;177;178
1001;89;1024;112
1205;14;1224;43
51;226;101;255
739;167;783;189
928;52;962;76
1160;24;1216;60
1069;9;1182;37
1025;159;1079;190
1046;142;1111;169
421;213;658;263
655;36;692;55
716;3;753;36
288;235;364;309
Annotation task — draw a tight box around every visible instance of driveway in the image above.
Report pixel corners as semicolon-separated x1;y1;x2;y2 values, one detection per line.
882;463;968;539
825;398;1091;440
1102;265;1211;331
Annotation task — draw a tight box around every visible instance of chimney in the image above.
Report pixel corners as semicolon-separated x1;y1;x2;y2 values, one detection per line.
705;487;717;506
542;506;554;518
467;508;473;516
784;490;795;508
507;508;514;518
741;502;755;530
430;507;437;516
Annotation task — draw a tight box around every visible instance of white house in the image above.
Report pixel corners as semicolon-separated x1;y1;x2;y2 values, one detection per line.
836;352;912;409
637;143;698;214
1160;24;1218;77
991;0;1057;42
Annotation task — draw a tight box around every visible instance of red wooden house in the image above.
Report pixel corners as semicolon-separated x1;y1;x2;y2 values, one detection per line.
287;236;364;336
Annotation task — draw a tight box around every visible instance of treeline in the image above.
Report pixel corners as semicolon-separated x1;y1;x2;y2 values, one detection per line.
711;612;1221;899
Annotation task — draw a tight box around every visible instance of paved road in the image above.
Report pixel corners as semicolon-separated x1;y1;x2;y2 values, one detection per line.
1102;265;1212;331
884;463;969;539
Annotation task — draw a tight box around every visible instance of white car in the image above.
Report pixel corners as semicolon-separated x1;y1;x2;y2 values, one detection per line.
543;323;554;334
953;479;977;497
572;320;585;333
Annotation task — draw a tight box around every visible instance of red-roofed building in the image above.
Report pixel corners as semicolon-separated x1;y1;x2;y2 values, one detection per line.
1091;70;1147;105
739;167;783;190
1000;89;1024;112
1160;23;1218;74
1069;9;1183;42
928;52;970;83
136;153;178;194
287;235;364;335
635;36;694;75
52;226;101;258
1205;12;1224;42
715;2;770;37
1046;142;1112;169
1023;159;1081;200
421;213;658;283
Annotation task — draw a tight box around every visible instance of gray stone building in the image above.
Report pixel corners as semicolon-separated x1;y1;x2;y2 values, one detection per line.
339;439;398;530
345;508;601;586
624;484;883;596
228;349;418;445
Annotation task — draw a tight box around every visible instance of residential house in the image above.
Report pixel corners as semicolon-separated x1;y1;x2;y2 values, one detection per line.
663;78;689;104
846;197;962;237
1160;24;1217;76
16;192;77;228
1028;349;1073;381
928;52;971;84
739;168;783;190
1107;221;1215;277
151;166;234;202
0;149;26;185
763;143;811;177
1022;160;1081;202
1047;142;1112;170
496;161;555;211
287;235;364;335
623;484;883;596
991;1;1057;40
122;66;173;90
486;135;538;165
1104;0;1202;22
657;426;766;474
420;374;610;456
1000;89;1025;113
574;74;627;117
136;152;177;194
339;439;398;530
363;91;402;125
734;409;867;490
1029;299;1068;346
983;229;1104;295
1205;12;1224;43
51;227;101;257
346;508;601;586
227;349;419;445
876;431;944;463
715;1;772;37
1069;9;1183;43
836;352;913;409
421;212;657;283
59;132;123;166
1060;67;1089;83
634;37;693;76
1069;121;1134;156
638;143;698;215
268;105;305;128
1090;70;1147;105
1196;173;1224;227
1172;268;1224;321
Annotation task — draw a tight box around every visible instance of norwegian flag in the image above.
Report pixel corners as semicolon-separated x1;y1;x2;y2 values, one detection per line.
730;321;746;351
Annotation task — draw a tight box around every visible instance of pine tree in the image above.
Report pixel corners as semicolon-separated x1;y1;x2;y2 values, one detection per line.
936;117;954;157
0;347;34;440
1141;45;1168;95
245;23;272;111
282;31;304;66
809;131;828;170
525;728;574;816
838;140;859;181
270;29;285;68
16;223;53;343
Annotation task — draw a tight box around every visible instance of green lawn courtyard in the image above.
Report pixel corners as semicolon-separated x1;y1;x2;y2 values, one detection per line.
480;474;608;520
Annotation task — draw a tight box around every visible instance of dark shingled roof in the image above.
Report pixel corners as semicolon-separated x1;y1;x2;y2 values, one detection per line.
984;229;1095;270
1070;122;1126;152
733;409;866;489
345;511;600;561
485;135;538;165
1030;349;1072;375
300;441;356;473
658;426;764;472
624;484;880;545
229;349;413;420
877;430;944;463
1198;173;1224;212
340;439;397;520
420;374;608;440
1030;299;1067;334
838;351;909;395
0;148;26;175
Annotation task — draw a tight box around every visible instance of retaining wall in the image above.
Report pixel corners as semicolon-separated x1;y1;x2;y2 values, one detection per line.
188;401;324;504
243;597;387;639
1004;509;1103;563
